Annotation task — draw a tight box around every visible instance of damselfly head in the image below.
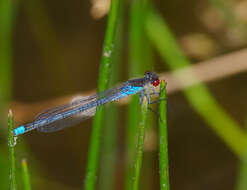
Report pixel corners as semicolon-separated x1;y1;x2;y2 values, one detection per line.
144;71;160;87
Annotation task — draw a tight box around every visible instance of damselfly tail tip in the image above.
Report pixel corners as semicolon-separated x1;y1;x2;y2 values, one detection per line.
13;125;25;136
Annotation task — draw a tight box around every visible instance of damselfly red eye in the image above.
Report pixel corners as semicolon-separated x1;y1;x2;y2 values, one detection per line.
152;79;160;87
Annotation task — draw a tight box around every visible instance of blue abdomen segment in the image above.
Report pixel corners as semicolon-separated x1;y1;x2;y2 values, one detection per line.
13;126;26;136
13;123;37;136
120;86;143;96
13;85;144;136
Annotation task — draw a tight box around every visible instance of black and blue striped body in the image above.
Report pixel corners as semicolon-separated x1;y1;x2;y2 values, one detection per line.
13;71;160;136
13;84;144;136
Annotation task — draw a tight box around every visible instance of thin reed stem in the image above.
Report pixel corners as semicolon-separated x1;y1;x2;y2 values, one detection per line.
236;119;247;190
98;3;123;189
8;110;17;190
132;99;148;190
83;0;120;190
158;81;170;190
145;8;247;157
21;159;31;190
0;0;13;129
126;0;152;189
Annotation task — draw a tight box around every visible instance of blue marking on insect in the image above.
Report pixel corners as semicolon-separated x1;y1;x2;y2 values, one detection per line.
13;125;25;136
13;71;161;136
121;86;142;96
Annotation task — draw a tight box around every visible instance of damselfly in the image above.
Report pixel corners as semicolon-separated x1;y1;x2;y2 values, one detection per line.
13;71;161;136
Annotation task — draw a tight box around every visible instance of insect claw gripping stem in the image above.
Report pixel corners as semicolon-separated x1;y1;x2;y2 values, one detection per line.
159;80;167;95
148;80;167;105
147;107;164;123
149;98;167;105
147;80;167;120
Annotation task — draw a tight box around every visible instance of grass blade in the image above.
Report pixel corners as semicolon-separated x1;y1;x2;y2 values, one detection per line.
236;119;247;190
132;99;148;190
236;149;247;190
83;0;120;190
21;159;31;190
126;97;140;190
98;3;123;189
145;8;247;157
8;110;17;190
0;0;13;131
0;1;14;187
158;81;170;190
126;0;153;189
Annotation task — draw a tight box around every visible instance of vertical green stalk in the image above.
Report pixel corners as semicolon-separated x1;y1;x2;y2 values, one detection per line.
83;0;120;190
0;2;14;187
236;119;247;190
236;149;247;190
126;0;152;189
126;98;140;190
0;0;13;131
21;159;31;190
145;9;246;157
98;2;123;190
132;99;148;190
158;81;170;190
8;110;17;190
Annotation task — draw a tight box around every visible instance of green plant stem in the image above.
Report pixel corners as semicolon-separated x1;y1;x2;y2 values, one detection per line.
0;1;14;183
21;159;31;190
98;3;123;189
126;0;152;189
236;119;247;190
126;97;140;190
145;9;247;157
158;81;170;190
132;99;148;190
236;149;247;190
8;110;17;190
128;0;149;76
83;0;120;190
0;0;13;130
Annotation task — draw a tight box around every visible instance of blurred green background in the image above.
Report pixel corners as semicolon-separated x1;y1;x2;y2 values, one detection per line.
1;0;247;189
